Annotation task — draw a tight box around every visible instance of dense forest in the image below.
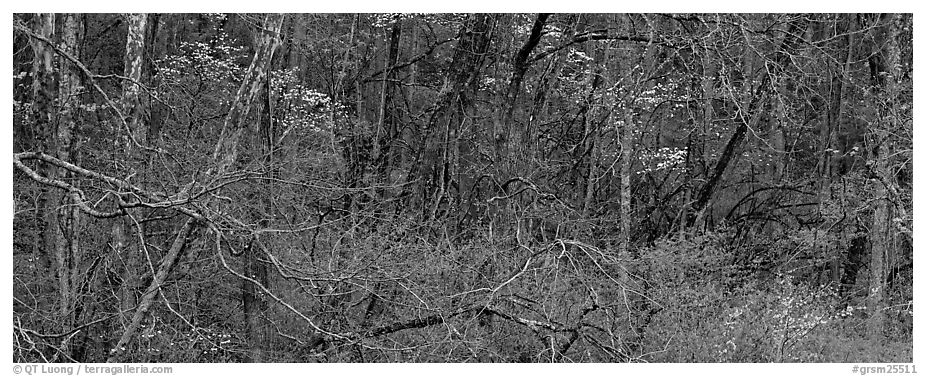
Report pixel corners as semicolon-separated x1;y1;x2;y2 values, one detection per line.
12;13;912;363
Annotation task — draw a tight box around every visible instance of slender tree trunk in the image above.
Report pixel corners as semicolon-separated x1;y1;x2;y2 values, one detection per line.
867;13;901;344
243;71;275;363
113;13;149;338
31;12;57;294
581;71;602;217
868;167;889;342
57;12;84;355
826;14;856;283
618;109;634;262
144;14;164;143
208;14;285;179
243;236;269;361
107;220;195;361
375;20;402;169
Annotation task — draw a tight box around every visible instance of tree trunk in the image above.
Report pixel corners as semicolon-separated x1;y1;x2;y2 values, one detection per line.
208;14;285;178
868;146;890;343
31;12;57;296
243;69;275;363
496;13;550;171
375;19;402;170
825;14;855;284
581;72;602;217
44;13;85;359
866;13;901;344
113;13;149;339
107;220;195;361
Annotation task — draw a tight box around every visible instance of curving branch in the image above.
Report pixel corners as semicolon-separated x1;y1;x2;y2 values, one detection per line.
528;29;675;65
363;37;457;82
14;156;123;218
14;151;205;221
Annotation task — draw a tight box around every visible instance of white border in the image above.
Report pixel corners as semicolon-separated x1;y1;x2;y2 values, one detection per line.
4;5;922;375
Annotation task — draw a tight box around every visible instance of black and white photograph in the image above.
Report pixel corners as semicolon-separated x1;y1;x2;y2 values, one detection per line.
10;11;914;365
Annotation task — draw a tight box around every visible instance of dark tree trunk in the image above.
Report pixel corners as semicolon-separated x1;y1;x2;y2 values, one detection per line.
496;13;550;170
243;69;275;363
